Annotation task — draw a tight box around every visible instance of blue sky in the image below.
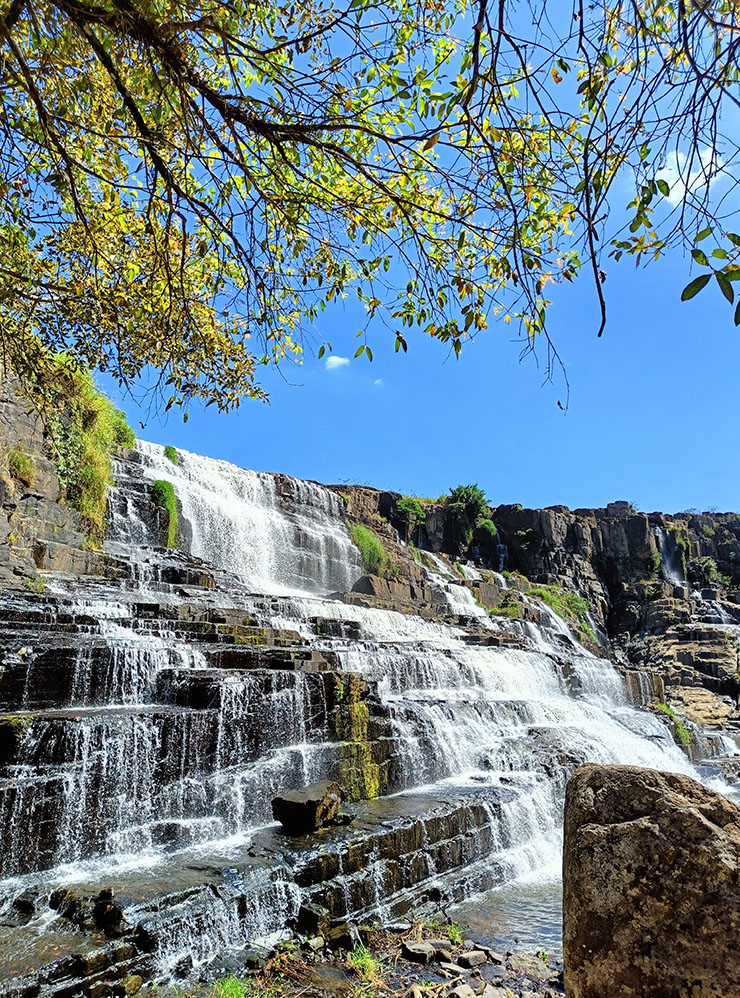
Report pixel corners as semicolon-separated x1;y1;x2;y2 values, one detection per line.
102;245;738;514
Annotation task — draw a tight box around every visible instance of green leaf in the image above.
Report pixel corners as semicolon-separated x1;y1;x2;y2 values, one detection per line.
727;232;740;247
696;227;713;242
317;345;325;359
716;272;734;303
354;344;365;357
735;300;740;326
712;248;728;259
365;346;373;362
656;179;670;197
680;274;711;300
691;249;709;266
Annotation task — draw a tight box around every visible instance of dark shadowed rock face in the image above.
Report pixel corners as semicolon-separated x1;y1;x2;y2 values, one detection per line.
564;764;740;998
272;781;343;835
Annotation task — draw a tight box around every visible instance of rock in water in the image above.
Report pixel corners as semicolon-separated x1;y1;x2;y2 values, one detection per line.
564;763;740;998
271;780;343;835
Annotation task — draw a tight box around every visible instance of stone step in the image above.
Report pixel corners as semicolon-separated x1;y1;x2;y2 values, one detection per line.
0;783;524;994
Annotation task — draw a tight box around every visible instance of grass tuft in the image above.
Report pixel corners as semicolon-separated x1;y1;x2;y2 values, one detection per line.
351;523;388;577
447;921;464;946
164;444;179;465
348;943;385;984
150;479;178;548
8;445;35;487
656;701;694;746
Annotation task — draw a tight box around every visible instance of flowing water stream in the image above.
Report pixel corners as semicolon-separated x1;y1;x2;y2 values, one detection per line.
0;442;732;985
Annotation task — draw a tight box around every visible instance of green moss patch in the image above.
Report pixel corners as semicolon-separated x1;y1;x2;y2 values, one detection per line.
164;444;179;465
529;582;595;645
150;479;178;548
656;701;694;746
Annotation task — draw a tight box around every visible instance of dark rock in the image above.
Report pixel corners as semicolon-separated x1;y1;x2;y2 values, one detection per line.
482;947;504;965
401;941;436;964
564;763;740;998
325;924;362;951
271;781;343;835
458;950;487;968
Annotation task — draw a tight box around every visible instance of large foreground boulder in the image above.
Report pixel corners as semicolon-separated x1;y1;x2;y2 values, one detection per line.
564;764;740;998
272;781;343;836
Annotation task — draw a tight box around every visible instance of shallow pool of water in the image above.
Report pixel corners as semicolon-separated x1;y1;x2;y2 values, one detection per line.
451;875;563;958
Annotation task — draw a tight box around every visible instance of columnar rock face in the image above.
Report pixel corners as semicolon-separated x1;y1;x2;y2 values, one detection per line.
564;764;740;998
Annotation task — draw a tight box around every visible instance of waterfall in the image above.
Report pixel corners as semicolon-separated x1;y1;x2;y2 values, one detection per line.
655;526;686;586
111;441;363;595
1;442;735;988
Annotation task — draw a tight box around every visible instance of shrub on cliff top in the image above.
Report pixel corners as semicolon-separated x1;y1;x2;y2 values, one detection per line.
351;523;388;577
150;480;178;549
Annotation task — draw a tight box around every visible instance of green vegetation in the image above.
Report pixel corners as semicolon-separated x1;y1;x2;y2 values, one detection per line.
702;523;716;538
656;702;695;747
447;922;464;946
8;446;34;487
26;355;135;539
164;444;179;465
489;603;521;620
397;496;427;532
150;480;178;548
447;484;489;547
212;977;249;998
529;583;595;645
23;577;47;593
350;523;389;577
696;556;732;588
348;943;385;984
649;549;662;577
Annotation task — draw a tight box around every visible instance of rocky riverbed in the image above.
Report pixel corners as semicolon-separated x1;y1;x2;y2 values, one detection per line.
143;918;563;998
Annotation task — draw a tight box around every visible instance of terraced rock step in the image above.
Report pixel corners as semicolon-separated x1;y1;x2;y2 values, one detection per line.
0;786;518;997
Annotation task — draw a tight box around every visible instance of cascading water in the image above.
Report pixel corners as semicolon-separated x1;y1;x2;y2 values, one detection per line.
655;525;687;586
0;442;733;988
110;442;363;595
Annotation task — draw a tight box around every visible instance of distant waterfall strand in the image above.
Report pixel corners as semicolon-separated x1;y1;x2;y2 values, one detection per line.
124;441;363;595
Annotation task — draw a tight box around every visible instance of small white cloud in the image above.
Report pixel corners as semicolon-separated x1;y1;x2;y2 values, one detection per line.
325;355;350;371
373;378;383;386
657;148;720;206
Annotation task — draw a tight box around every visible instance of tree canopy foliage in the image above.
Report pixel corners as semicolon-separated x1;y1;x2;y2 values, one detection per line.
1;0;739;410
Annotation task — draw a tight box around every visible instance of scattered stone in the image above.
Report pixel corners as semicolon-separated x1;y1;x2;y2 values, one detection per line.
435;947;454;962
564;763;740;998
439;961;463;976
448;985;477;998
425;937;452;949
402;940;436;964
482;947;505;965
271;781;343;835
386;921;413;933
458;950;487;969
305;936;325;952
123;976;143;996
326;924;362;950
462;939;476;950
505;952;550;980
